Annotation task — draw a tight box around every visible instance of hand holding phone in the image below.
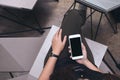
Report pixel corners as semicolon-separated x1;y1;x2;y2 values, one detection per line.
68;34;83;60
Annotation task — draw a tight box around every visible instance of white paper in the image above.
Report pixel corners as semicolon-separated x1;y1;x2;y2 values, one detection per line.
20;0;37;9
85;38;108;67
29;25;59;78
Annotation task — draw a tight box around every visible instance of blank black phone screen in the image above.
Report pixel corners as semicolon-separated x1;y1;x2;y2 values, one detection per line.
70;37;82;57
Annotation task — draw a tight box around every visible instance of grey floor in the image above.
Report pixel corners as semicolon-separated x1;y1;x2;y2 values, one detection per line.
0;0;120;80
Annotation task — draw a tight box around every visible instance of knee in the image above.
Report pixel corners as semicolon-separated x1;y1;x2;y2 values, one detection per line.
64;9;86;27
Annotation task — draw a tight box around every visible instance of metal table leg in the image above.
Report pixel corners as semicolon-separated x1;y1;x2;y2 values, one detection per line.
0;14;44;34
86;10;95;19
94;13;103;40
107;49;120;70
103;49;120;74
65;1;76;15
90;8;93;39
105;14;118;33
103;58;116;74
0;7;45;36
9;72;14;78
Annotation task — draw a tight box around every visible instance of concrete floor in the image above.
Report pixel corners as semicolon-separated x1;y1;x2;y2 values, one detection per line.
0;0;120;79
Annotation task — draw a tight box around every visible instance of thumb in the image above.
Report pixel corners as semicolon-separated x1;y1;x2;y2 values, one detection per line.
63;35;67;45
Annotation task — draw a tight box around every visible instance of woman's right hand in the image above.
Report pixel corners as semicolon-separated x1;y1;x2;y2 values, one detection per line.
52;29;67;56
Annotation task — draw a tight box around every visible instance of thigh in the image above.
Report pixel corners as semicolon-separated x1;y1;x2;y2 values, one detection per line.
44;9;95;66
60;9;94;64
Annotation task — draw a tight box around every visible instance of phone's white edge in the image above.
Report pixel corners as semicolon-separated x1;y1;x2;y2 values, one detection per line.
69;34;81;38
68;34;83;60
72;55;84;60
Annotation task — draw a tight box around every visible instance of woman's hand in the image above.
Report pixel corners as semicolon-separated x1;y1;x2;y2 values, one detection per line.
76;43;88;64
52;29;67;56
68;43;100;72
68;43;88;64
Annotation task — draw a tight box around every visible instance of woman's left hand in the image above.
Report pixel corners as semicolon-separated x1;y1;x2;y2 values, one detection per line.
68;43;88;64
52;29;67;56
76;43;88;64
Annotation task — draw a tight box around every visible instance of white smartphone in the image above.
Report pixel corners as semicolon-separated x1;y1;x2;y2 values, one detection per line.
69;34;83;60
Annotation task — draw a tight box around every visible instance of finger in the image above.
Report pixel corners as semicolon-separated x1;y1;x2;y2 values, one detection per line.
68;46;71;51
54;29;59;37
70;55;72;59
68;46;70;49
63;35;67;45
59;29;62;39
52;32;57;41
81;43;86;50
81;43;84;47
69;49;72;53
